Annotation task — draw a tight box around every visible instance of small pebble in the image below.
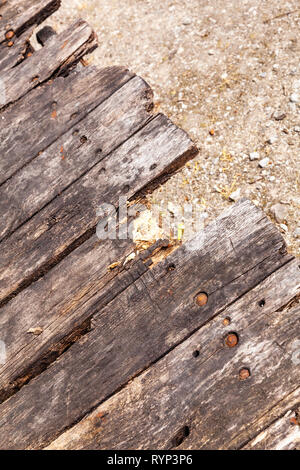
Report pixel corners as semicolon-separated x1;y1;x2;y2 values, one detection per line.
289;93;299;104
229;188;241;202
270;203;288;224
249;151;259;161
293;227;300;238
258;157;270;168
294;126;300;133
280;223;288;232
266;136;277;144
273;112;286;121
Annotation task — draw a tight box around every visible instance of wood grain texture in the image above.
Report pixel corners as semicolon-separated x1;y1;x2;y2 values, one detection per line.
0;19;97;109
0;26;34;72
243;393;300;450
0;75;152;240
0;0;60;44
0;110;196;305
0;200;294;449
45;261;300;450
0;65;134;185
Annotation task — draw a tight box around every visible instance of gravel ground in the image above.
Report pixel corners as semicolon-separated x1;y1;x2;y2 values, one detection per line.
43;0;299;255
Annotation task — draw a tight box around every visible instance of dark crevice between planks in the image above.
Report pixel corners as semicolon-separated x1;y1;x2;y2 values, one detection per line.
0;72;137;189
0;114;194;309
8;251;292;448
0;318;92;404
0;109;155;244
0;1;61;46
274;291;300;313
237;385;300;449
0;21;97;114
0;238;180;405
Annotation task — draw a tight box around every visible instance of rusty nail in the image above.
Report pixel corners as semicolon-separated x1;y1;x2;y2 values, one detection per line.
290;417;298;426
223;317;231;326
196;292;208;307
225;332;238;348
7;40;14;47
239;368;250;380
5;30;14;40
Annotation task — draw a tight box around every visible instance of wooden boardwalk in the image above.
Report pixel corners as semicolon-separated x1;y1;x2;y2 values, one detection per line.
0;0;299;450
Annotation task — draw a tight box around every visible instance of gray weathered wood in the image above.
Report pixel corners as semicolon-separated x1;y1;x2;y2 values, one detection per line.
0;19;97;110
0;26;34;72
0;200;294;449
0;111;196;305
243;397;300;450
0;75;152;241
0;65;134;185
44;261;300;450
0;0;60;44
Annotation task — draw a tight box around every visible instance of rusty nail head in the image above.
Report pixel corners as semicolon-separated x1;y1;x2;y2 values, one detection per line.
225;333;238;348
239;368;250;380
223;317;231;326
196;292;208;307
5;30;14;40
290;417;298;426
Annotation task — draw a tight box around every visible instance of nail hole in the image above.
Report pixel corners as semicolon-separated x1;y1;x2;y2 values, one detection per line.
150;163;157;170
167;263;176;272
123;185;130;192
239;367;251;381
80;135;87;144
172;425;190;447
96;148;102;155
99;167;106;174
72;129;79;136
195;292;208;307
71;112;79;119
31;75;39;82
192;350;200;358
223;316;231;326
258;299;265;307
224;332;239;348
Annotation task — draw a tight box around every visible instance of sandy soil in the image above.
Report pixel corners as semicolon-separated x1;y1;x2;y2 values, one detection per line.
42;0;299;255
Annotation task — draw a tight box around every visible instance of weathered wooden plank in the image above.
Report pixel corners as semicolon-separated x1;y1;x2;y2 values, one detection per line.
0;26;34;72
0;75;152;241
243;396;300;450
0;65;134;185
0;19;97;109
0;0;60;44
44;262;300;450
228;386;300;449
0;200;294;449
0;112;196;305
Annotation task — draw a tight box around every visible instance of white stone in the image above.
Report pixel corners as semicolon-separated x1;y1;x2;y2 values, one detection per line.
270;203;289;224
249;151;259;161
229;188;241;202
290;93;299;103
258;157;270;168
280;223;288;232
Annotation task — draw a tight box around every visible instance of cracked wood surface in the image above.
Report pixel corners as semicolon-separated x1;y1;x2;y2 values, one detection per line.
0;1;299;451
0;65;134;185
0;200;297;449
45;261;300;450
243;390;300;450
0;19;97;110
0;26;34;72
0;1;60;44
0;107;196;306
